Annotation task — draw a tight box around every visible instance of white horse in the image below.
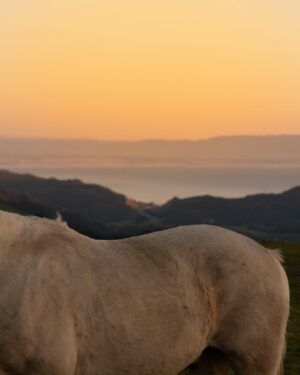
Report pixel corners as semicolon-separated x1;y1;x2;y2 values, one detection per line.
0;211;289;375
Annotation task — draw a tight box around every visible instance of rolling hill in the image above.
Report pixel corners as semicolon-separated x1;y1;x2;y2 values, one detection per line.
147;188;300;241
0;170;161;238
1;169;300;241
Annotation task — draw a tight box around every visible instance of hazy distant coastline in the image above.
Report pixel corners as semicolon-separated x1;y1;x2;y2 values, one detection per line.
1;135;300;167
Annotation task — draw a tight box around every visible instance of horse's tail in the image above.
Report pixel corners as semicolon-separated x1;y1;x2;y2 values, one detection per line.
268;248;288;375
277;337;286;375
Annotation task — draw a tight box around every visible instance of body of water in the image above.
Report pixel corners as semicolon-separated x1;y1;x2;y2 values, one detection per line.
6;165;300;204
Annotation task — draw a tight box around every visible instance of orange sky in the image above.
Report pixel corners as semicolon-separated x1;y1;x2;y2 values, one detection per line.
0;1;300;140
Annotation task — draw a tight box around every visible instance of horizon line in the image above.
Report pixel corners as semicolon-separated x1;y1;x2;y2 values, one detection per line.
1;133;300;143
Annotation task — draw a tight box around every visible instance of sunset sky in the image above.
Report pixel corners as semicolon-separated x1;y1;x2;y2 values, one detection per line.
1;1;299;140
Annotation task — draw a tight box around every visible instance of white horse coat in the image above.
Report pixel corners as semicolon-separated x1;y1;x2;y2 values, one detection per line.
0;212;289;375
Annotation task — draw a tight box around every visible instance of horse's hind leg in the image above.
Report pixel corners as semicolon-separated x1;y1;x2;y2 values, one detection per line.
183;347;230;375
229;356;279;375
227;340;285;375
229;354;283;375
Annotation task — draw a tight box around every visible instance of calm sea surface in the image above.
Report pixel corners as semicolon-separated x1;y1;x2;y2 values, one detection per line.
7;166;300;204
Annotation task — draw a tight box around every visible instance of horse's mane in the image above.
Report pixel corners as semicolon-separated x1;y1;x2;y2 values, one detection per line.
268;248;284;264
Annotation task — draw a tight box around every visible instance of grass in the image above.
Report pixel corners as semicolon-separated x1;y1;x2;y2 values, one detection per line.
0;203;24;214
264;242;300;374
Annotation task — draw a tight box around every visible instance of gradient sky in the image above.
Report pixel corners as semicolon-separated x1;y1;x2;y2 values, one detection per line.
1;1;300;140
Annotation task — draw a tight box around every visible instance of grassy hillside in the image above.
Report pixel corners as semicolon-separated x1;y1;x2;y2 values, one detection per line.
264;242;300;374
147;189;300;242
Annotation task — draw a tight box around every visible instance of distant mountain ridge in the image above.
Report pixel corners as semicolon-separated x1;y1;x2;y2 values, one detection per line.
1;135;300;167
0;169;300;242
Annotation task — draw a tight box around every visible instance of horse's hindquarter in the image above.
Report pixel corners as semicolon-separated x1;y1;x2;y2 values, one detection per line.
119;225;289;373
180;226;290;367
